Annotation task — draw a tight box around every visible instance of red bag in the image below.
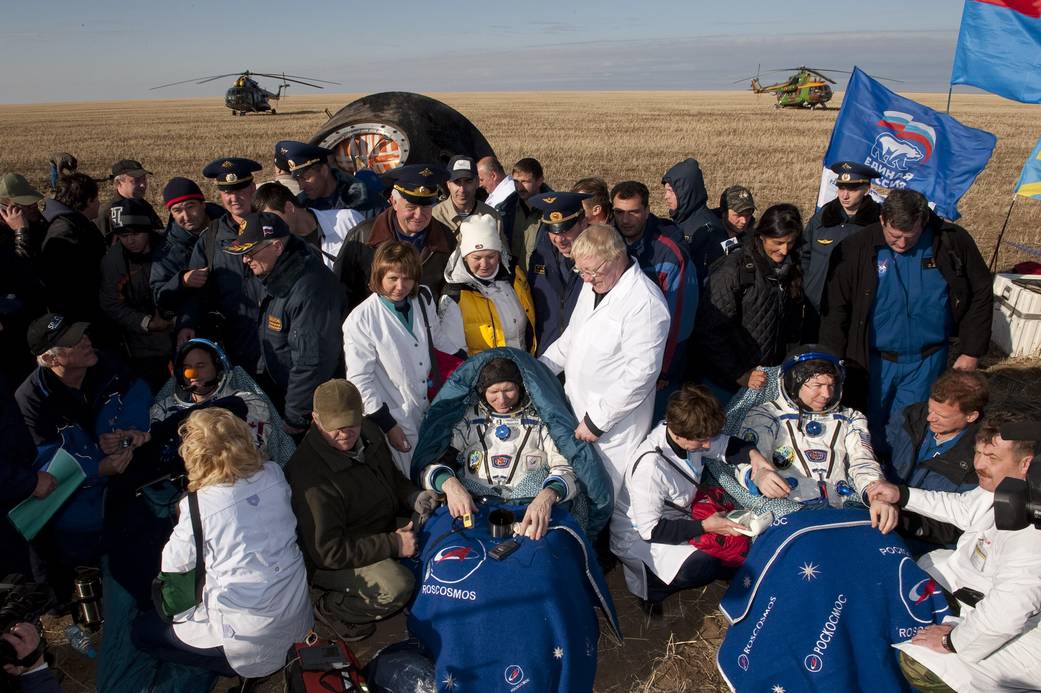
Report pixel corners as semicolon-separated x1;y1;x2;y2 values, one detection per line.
429;348;465;401
689;485;750;567
285;634;367;693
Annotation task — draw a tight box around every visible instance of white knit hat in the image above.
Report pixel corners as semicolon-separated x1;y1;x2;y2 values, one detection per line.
459;213;502;257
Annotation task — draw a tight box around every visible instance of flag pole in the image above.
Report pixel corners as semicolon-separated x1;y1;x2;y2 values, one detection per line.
988;196;1018;272
945;85;953;114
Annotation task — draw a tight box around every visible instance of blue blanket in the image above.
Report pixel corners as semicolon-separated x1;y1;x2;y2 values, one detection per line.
410;347;614;534
408;504;621;692
717;508;949;692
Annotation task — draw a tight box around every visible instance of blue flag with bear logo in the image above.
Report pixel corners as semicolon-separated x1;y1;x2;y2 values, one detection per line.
716;508;949;692
821;67;996;220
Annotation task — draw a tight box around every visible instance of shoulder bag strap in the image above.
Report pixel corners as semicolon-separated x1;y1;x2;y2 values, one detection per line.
187;491;206;604
416;288;441;388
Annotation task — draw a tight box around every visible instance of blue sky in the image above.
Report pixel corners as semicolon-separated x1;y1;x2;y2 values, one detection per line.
0;1;967;103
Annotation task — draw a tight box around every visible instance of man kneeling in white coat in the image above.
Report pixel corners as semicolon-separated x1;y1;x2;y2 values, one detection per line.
870;411;1041;693
539;223;670;504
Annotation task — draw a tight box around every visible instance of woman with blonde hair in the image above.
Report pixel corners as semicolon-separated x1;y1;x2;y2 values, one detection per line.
343;241;462;476
132;407;313;678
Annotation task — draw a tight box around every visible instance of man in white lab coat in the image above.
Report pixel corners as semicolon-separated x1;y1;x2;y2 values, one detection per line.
539;223;670;504
870;411;1041;692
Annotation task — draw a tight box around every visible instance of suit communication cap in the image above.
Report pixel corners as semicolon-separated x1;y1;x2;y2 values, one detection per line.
202;157;263;191
528;191;591;233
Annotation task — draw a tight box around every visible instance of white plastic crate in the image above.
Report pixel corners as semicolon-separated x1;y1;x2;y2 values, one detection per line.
992;273;1041;357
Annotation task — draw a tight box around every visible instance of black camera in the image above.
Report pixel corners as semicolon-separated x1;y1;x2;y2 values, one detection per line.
0;575;54;667
993;421;1041;531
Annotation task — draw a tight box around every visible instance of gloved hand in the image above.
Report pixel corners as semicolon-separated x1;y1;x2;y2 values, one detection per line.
410;490;442;517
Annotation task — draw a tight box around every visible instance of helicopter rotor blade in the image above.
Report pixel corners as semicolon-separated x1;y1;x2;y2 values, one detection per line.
151;74;238;90
250;73;333;89
195;73;244;85
278;74;341;85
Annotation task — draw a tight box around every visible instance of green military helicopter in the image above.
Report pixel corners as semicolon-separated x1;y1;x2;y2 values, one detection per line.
744;66;843;109
738;66;903;110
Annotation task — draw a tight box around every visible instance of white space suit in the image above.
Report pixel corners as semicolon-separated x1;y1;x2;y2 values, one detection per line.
421;400;578;502
737;398;883;507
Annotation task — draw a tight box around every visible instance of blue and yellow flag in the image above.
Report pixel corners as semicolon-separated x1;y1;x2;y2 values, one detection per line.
1015;136;1041;200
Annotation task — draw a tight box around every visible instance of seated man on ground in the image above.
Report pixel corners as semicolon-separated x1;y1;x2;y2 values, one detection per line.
150;338;295;466
736;345;898;532
285;379;438;641
420;357;577;539
15;313;152;599
612;384;772;605
887;369;988;552
870;411;1041;693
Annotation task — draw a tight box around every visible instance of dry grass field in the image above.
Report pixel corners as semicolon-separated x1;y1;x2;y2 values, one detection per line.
3;91;1040;692
1;90;1039;265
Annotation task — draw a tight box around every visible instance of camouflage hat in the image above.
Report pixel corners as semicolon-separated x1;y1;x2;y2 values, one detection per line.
723;185;755;215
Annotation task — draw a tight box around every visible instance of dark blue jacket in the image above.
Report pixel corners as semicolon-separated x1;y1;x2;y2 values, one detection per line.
661;158;727;284
528;229;582;357
886;400;979;547
257;237;345;428
150;202;224;315
179;215;265;373
14;353;151;534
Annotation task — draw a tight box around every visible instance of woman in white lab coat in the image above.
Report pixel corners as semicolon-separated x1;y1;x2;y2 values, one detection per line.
133;407;313;678
343;241;463;476
613;385;764;602
539;224;671;502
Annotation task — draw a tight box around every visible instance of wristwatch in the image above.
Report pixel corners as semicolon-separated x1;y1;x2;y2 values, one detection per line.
941;631;957;653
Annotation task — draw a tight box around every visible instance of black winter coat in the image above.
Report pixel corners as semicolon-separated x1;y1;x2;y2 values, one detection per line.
40;200;107;323
820;213;992;377
285;422;416;573
662;158;728;283
257;237;345;429
99;237;174;360
693;243;803;387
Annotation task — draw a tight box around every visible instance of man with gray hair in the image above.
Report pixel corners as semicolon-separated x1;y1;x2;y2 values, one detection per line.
334;164;456;311
539;224;670;499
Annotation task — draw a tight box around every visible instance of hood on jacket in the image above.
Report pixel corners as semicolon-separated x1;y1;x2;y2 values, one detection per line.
662;158;709;226
42;198;78;223
443;244;514;287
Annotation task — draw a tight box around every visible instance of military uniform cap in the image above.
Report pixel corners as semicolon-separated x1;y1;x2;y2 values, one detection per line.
830;161;880;186
384;164;448;205
528;191;591;233
277;141;332;176
109;197;156;234
202;157;263;191
223;211;290;255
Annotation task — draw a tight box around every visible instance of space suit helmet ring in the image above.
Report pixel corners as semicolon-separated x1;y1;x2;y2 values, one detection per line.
780;344;845;415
